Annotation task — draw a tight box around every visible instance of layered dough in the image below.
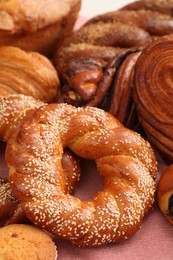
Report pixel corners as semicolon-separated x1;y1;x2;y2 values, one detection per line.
133;34;173;163
0;46;60;102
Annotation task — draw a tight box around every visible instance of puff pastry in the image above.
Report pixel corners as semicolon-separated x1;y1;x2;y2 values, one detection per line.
0;46;60;102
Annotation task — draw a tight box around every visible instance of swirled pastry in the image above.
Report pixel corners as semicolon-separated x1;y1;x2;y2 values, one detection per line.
54;0;173;129
0;46;60;102
133;34;173;163
59;48;141;129
6;102;157;246
0;0;81;57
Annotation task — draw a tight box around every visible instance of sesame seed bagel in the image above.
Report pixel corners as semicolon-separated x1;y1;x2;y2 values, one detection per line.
0;94;81;225
6;103;157;246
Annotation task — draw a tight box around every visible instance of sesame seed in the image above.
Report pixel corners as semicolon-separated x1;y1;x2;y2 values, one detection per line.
1;97;156;246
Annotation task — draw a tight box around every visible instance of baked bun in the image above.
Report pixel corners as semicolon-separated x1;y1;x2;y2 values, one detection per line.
0;224;57;260
157;164;173;225
54;0;173;129
0;46;60;102
0;0;81;57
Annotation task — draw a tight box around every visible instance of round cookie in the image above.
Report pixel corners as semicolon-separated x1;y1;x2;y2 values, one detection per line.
0;224;57;260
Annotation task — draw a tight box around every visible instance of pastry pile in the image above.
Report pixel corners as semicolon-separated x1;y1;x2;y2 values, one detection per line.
0;0;173;255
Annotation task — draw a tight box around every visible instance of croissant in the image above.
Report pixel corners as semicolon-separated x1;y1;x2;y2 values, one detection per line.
0;0;81;57
6;101;157;246
0;94;81;225
133;34;173;163
0;46;60;102
157;165;173;225
54;0;173;129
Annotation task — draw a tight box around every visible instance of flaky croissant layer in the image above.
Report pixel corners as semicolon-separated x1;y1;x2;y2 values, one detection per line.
0;46;60;102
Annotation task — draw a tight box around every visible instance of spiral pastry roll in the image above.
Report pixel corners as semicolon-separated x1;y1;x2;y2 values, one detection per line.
0;95;81;225
133;34;173;163
60;48;141;129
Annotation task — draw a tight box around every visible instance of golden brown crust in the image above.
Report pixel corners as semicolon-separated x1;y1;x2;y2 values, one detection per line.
0;46;60;102
0;94;81;226
0;0;81;56
0;224;57;259
6;102;156;246
157;164;173;224
0;94;44;141
133;34;173;163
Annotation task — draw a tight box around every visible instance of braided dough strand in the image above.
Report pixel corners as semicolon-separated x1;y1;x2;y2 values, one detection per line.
0;95;81;225
6;103;157;246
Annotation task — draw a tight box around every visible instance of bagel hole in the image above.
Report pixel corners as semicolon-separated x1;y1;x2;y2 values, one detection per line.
0;142;104;202
73;159;103;202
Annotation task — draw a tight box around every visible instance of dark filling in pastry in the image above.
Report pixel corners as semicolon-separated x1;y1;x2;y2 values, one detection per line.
168;194;173;217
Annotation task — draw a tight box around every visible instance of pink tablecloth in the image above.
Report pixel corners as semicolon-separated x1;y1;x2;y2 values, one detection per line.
0;141;172;260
